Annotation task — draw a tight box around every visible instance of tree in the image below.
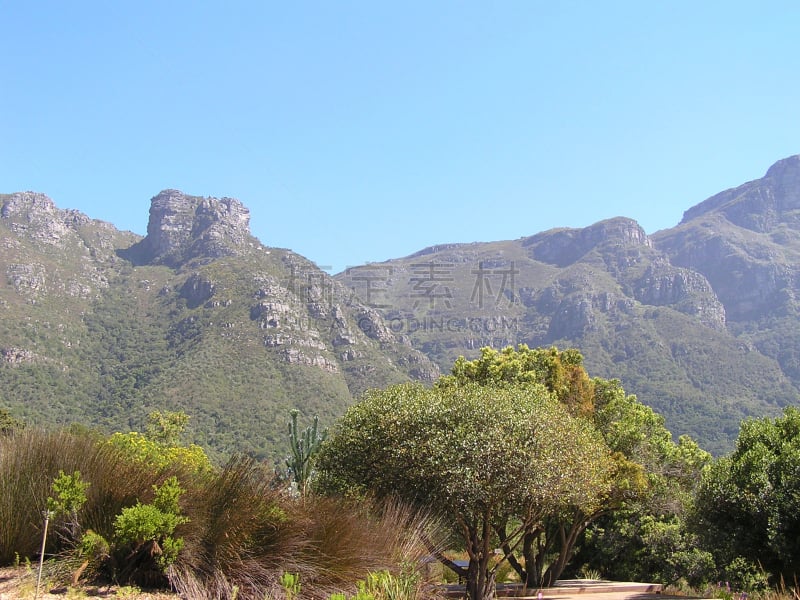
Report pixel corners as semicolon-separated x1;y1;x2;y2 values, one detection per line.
445;345;594;416
689;407;800;586
439;347;635;585
440;345;710;586
316;381;613;600
576;378;714;587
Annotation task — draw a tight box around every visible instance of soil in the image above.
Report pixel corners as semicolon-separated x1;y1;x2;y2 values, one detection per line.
0;566;177;599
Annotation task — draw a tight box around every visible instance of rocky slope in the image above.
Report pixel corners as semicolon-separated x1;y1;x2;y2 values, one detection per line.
0;190;437;460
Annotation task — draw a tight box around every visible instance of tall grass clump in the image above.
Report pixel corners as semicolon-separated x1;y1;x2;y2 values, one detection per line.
3;430;447;598
170;456;447;600
168;455;298;599
294;496;446;593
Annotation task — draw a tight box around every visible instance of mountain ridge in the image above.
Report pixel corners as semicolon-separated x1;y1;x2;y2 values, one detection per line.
4;155;800;455
336;155;800;454
0;190;438;460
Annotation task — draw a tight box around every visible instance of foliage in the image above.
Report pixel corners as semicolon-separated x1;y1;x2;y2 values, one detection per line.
145;410;190;446
573;376;713;586
690;407;800;584
354;568;424;600
443;345;592;415
0;407;24;434
325;567;434;600
582;512;714;587
428;345;713;588
106;412;212;474
280;571;301;600
106;431;208;471
48;470;90;517
47;469;91;546
113;476;189;572
316;379;613;600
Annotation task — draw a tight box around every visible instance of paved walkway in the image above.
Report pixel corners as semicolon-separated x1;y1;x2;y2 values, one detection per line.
441;579;698;600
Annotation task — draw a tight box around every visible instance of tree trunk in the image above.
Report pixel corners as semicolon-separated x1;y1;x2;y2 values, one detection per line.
463;518;498;600
465;559;496;600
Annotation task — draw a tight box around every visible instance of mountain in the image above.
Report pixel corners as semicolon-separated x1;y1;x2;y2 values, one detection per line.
4;155;800;457
336;156;800;455
0;190;438;460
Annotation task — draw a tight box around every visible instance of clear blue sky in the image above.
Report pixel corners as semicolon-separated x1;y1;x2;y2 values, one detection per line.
2;1;799;273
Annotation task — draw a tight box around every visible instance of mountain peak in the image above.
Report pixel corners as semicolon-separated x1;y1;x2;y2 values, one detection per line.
0;191;101;248
524;217;650;267
764;154;800;180
133;189;252;266
680;154;800;231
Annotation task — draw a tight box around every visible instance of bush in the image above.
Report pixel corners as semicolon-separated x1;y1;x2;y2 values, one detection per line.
114;477;189;572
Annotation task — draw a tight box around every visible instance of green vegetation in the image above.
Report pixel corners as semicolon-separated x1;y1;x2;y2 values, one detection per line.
690;407;800;585
0;200;433;463
3;336;800;599
285;409;327;497
113;476;189;572
0;407;24;434
0;418;444;599
317;379;611;600
316;345;731;600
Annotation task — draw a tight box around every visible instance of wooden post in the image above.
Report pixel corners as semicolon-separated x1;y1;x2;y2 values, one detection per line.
35;510;50;600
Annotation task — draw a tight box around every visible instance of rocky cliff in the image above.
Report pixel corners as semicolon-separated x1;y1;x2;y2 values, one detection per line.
125;189;253;266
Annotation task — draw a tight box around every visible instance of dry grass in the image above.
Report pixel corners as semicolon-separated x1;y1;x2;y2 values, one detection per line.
0;429;175;565
170;457;449;600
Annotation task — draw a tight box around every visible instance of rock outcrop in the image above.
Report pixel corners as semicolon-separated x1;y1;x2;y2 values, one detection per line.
680;155;800;232
656;156;800;321
525;217;652;267
133;190;252;266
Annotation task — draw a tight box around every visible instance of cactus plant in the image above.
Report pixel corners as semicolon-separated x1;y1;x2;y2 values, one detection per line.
285;409;327;496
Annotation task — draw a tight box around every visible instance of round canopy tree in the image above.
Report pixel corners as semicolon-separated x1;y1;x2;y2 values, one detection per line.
437;345;707;587
315;381;613;600
691;406;800;585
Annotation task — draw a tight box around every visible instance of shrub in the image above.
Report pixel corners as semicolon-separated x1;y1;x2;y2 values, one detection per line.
114;476;189;573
